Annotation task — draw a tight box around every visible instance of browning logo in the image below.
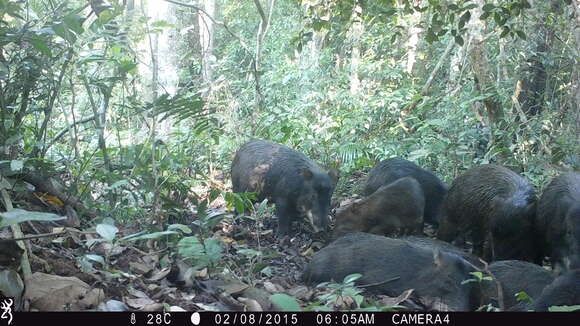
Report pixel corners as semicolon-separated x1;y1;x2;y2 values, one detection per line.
0;297;13;325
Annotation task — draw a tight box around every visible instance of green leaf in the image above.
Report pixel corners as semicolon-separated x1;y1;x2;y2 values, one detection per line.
238;248;261;257
204;238;223;264
270;294;302;311
515;30;527;40
117;60;137;74
0;209;66;228
151;20;175;28
10;160;23;172
63;13;84;35
120;230;180;241
167;224;192;234
548;305;580;312
482;4;495;12
29;38;52;57
458;11;471;29
96;223;118;241
0;269;24;303
343;273;363;284
500;26;510;38
515;291;532;303
425;29;437;43
178;236;206;265
52;22;76;44
84;254;105;266
109;180;130;189
521;0;532;9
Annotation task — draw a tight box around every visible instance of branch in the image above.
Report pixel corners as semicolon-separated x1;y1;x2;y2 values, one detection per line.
32;48;74;158
162;0;251;52
46;115;96;150
253;0;267;26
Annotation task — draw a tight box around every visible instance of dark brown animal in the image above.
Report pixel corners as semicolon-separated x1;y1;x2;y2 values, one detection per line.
363;158;447;226
437;164;537;262
231;140;338;235
333;177;424;238
536;172;580;271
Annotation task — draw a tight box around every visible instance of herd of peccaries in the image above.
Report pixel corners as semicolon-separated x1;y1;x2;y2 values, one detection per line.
230;139;580;311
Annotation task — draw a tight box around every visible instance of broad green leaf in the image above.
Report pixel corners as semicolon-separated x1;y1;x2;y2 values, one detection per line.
167;224;192;234
178;236;209;268
0;269;24;304
109;180;130;189
238;249;261;257
29;38;52;57
118;60;137;74
500;26;510;38
515;291;532;303
10;160;23;171
52;22;76;44
84;254;106;266
515;30;527;40
343;273;363;284
270;294;301;311
548;305;580;312
120;230;179;241
204;238;223;264
151;20;175;28
96;223;119;241
63;13;84;35
0;209;66;228
458;11;471;29
482;4;495;12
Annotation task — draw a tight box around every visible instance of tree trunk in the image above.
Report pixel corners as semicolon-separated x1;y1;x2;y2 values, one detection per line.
252;0;275;111
406;10;422;75
513;0;560;117
469;2;502;125
349;2;363;95
570;0;580;140
198;0;216;95
80;75;112;173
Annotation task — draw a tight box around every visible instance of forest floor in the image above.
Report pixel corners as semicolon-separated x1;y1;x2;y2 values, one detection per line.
13;172;435;311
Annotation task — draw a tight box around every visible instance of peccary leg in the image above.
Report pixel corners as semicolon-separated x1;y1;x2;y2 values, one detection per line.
472;225;486;258
275;199;292;236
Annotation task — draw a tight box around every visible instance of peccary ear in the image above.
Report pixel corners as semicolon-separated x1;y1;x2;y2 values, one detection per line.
302;168;314;180
328;168;340;188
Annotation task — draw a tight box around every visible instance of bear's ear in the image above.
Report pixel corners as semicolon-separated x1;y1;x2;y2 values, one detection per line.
328;168;339;188
301;168;314;180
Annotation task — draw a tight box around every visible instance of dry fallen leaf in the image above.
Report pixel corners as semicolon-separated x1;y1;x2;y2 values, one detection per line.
98;300;129;311
141;303;165;311
168;306;186;312
287;285;312;301
25;272;104;311
378;289;415;307
129;261;153;275
125;297;156;309
147;267;171;281
263;281;284;293
238;297;263;311
127;287;150;299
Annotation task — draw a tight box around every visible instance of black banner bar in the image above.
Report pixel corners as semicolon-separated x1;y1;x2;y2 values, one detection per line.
7;311;579;326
